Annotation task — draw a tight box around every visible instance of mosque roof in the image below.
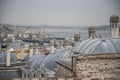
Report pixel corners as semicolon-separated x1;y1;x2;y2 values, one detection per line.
26;48;73;73
0;51;17;64
26;38;120;76
56;58;72;70
72;38;120;54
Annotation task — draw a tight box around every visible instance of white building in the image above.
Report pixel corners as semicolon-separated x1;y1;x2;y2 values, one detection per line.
7;34;14;38
22;33;30;39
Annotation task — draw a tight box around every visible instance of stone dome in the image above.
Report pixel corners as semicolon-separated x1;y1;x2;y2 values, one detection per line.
110;15;119;23
72;38;120;54
0;51;17;64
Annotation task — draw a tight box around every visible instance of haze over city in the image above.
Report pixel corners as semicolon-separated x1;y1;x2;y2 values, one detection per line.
0;0;120;26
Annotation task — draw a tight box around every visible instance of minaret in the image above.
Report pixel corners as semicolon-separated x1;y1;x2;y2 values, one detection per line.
60;41;63;48
6;43;10;66
35;43;39;54
56;41;61;50
21;43;24;60
50;40;55;53
64;37;71;49
110;15;119;38
88;27;96;39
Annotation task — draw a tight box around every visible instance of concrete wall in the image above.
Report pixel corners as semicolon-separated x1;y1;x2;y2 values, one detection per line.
74;53;120;80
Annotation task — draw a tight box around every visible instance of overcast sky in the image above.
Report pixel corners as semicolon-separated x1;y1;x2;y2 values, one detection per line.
0;0;120;26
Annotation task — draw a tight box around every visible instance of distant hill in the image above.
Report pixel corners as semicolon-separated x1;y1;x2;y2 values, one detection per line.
26;25;110;31
80;25;110;31
0;23;110;32
0;23;16;32
94;25;110;31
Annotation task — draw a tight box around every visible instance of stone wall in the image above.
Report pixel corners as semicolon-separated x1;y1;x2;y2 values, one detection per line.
13;77;75;80
56;63;73;77
0;68;22;80
74;53;120;80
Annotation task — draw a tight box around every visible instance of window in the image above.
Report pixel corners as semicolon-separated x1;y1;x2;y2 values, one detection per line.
112;24;114;28
116;24;117;28
34;74;36;77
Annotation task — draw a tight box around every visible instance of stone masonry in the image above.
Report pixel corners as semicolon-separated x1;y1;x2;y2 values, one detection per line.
56;63;73;77
74;53;120;80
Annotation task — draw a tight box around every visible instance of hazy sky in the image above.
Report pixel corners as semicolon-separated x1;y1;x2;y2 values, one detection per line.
0;0;120;26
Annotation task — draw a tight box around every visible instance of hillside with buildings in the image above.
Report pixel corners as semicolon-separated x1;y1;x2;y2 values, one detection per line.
0;23;110;41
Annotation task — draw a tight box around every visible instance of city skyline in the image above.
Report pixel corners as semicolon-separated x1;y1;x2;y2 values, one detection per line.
0;0;120;26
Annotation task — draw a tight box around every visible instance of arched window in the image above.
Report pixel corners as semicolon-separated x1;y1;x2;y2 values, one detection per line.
41;73;44;77
24;73;26;78
34;74;36;77
110;24;111;28
28;74;30;78
112;24;114;28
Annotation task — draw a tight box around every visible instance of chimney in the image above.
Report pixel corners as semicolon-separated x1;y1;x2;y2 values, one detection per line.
35;43;39;54
64;37;71;49
74;32;80;42
88;27;96;39
56;41;61;49
35;47;39;54
72;56;77;77
50;40;55;53
29;44;33;58
6;43;11;66
60;41;63;48
21;43;24;60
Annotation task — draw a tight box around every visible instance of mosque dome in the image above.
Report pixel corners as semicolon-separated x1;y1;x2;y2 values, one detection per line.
72;38;120;54
26;54;45;67
24;55;30;61
26;48;72;73
0;51;17;64
110;15;119;23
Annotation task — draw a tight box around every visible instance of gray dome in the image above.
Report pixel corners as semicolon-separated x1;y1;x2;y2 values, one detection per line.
72;38;120;54
26;48;72;72
110;15;119;23
24;54;30;61
0;51;17;64
39;49;72;71
26;54;45;68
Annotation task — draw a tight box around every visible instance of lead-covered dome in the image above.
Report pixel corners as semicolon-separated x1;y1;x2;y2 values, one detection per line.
39;48;72;72
110;15;119;23
0;51;17;64
26;54;45;68
72;38;120;54
26;48;73;73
